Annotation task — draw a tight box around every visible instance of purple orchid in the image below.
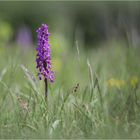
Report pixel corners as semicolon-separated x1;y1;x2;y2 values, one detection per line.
36;24;55;83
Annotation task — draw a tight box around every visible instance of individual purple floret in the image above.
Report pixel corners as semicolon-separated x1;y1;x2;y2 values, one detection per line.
36;24;54;83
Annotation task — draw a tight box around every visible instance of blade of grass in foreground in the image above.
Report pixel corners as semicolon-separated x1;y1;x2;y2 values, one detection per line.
87;59;103;110
20;64;38;88
0;67;7;81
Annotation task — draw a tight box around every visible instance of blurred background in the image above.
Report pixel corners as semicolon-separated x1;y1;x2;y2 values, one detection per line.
0;1;140;88
1;1;140;48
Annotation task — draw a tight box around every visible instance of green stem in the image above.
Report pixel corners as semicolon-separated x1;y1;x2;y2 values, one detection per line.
44;78;48;100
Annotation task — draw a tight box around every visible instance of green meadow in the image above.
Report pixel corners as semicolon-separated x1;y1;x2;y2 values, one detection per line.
0;40;140;138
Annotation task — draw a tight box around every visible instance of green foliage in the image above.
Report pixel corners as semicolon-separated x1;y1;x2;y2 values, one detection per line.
0;41;140;138
0;21;13;44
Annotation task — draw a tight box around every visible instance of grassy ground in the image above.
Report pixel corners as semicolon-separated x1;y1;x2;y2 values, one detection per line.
0;40;140;138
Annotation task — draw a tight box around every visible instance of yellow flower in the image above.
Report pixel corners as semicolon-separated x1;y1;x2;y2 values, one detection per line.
130;76;139;88
108;78;125;89
108;79;116;87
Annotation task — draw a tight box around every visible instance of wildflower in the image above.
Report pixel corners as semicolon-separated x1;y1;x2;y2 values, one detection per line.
108;78;125;89
36;24;54;83
16;25;33;49
130;76;139;88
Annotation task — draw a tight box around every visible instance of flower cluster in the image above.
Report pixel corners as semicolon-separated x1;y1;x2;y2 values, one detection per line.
108;78;125;89
130;76;139;88
107;76;139;89
36;24;54;82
